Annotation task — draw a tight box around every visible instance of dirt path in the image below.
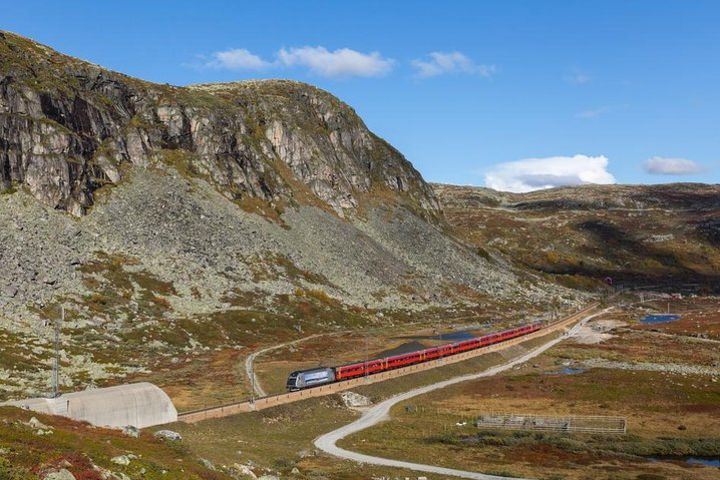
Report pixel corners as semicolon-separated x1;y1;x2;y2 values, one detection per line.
245;333;337;397
314;309;609;480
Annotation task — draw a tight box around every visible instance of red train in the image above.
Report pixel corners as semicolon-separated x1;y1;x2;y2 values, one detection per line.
286;321;544;390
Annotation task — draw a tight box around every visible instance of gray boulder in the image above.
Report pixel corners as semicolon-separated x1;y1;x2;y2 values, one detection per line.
110;455;130;466
154;429;182;441
44;470;76;480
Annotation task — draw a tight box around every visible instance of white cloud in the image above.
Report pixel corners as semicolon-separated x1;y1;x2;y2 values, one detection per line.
276;46;394;78
643;157;702;175
205;48;272;70
575;106;613;119
199;46;394;78
484;155;616;193
412;52;496;78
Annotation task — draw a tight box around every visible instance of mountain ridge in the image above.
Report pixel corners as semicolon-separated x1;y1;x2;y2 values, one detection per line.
0;30;438;218
434;182;720;287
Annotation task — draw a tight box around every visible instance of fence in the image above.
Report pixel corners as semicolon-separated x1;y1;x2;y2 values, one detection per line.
476;413;626;434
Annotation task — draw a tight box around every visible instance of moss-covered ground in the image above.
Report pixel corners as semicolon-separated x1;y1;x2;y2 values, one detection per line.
0;407;230;480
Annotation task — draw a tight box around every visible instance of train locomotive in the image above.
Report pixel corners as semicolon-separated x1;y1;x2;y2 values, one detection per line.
285;367;335;390
285;321;543;391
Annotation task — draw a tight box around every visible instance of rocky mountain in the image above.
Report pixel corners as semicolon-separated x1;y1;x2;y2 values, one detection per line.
434;183;720;289
0;31;438;218
0;31;576;401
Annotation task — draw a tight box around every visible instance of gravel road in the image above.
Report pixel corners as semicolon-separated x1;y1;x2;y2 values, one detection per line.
245;333;336;397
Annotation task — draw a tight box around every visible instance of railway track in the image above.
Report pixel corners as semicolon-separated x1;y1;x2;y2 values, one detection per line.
178;303;599;423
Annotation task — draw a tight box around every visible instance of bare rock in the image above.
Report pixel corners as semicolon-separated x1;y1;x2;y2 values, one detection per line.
153;429;182;441
28;416;51;429
231;463;257;479
2;286;18;298
110;455;130;466
43;470;76;480
340;391;372;408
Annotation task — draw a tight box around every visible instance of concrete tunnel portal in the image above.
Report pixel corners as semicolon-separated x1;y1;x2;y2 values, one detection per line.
2;382;177;429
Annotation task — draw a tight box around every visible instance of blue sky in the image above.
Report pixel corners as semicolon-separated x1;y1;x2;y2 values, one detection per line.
4;1;720;190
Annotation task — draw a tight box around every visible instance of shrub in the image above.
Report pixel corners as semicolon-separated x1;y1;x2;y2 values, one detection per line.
0;458;33;480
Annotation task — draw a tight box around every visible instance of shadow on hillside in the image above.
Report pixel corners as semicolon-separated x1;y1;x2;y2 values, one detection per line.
535;220;720;291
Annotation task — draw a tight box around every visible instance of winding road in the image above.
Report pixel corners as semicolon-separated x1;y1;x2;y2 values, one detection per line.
314;309;609;480
245;332;338;397
245;335;321;397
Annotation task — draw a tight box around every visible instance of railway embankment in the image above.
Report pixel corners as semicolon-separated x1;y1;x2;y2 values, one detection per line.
178;303;599;423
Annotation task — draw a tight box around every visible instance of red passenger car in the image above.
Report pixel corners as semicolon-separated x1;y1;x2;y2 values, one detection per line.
289;321;544;389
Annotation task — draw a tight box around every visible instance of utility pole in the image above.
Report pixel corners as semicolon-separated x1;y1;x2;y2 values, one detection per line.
51;306;62;398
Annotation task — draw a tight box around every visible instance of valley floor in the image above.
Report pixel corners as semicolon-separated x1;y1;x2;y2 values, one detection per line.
2;294;718;480
339;295;720;480
169;294;720;479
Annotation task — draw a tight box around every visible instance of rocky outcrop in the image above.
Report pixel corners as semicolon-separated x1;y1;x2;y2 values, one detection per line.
0;31;439;217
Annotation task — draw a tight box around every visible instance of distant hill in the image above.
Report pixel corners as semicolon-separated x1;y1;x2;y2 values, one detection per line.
434;182;720;289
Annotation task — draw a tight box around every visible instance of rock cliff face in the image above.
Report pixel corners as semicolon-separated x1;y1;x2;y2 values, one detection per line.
0;31;438;217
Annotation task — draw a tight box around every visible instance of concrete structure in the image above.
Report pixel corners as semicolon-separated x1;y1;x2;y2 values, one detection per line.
3;382;177;429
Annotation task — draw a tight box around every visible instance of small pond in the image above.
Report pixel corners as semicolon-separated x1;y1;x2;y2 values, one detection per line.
395;329;479;342
546;367;586;375
428;330;477;341
650;456;719;467
372;341;428;359
641;314;681;324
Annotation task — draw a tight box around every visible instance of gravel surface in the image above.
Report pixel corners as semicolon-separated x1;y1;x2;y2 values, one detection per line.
583;358;720;378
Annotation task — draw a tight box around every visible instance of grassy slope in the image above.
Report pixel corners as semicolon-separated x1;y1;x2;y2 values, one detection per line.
433;183;720;289
0;407;230;480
